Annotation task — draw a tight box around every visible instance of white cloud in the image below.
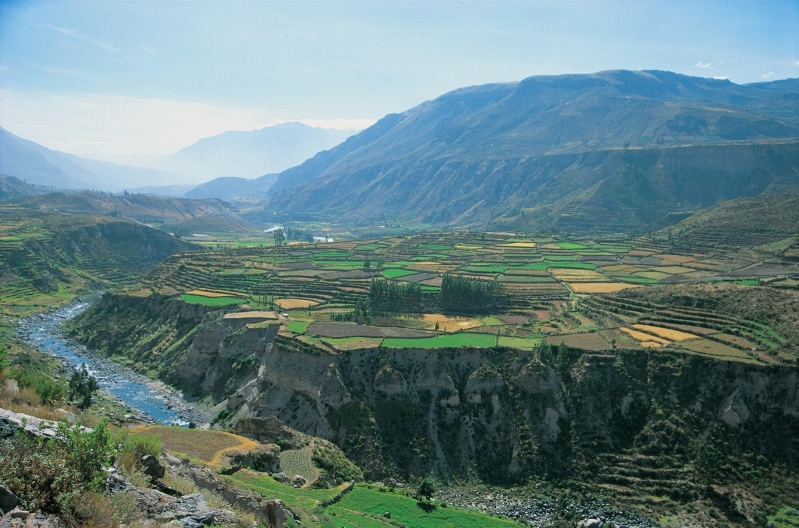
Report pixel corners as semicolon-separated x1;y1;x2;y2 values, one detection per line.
761;71;774;79
0;65;8;72
0;90;374;159
713;76;729;80
795;60;799;66
47;24;120;54
139;45;159;58
694;61;713;69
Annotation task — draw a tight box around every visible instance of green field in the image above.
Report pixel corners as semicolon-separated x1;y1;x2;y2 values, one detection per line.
497;335;543;350
331;486;523;528
383;332;496;349
770;507;799;528
180;294;246;306
286;321;310;333
382;268;419;279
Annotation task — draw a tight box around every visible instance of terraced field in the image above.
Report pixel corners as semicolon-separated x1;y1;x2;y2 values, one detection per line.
128;231;798;362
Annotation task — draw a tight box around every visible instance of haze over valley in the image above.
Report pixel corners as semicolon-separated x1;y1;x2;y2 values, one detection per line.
1;2;799;528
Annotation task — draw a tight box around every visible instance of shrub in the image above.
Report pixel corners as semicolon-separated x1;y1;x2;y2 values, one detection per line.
0;418;114;514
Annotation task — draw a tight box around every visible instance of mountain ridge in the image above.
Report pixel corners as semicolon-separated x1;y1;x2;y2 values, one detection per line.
263;70;799;234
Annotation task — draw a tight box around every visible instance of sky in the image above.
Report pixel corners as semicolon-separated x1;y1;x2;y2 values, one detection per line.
0;0;798;162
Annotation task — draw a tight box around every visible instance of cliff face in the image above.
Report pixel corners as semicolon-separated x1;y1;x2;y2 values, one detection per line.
71;296;799;503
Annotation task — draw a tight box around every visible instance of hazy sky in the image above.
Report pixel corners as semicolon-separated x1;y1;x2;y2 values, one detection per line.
1;0;797;161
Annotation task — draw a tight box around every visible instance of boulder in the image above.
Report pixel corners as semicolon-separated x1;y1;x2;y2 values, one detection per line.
577;519;603;528
141;455;166;479
0;485;18;515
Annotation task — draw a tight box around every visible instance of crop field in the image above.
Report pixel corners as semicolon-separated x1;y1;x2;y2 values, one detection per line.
118;230;798;363
279;447;319;485
180;294;246;306
383;333;497;349
332;485;523;528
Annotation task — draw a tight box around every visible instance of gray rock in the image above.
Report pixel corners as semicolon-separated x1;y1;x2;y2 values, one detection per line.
141;455;166;479
0;485;19;515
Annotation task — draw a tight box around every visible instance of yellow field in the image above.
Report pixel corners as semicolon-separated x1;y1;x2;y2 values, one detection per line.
185;289;247;298
628;249;656;256
568;282;640;293
499;242;537;248
422;314;482;332
223;311;278;320
632;324;699;341
620;327;671;345
640;341;666;348
275;298;320;309
135;426;259;469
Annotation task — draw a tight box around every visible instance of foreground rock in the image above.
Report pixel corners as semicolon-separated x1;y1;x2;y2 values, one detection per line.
0;486;18;515
162;452;295;527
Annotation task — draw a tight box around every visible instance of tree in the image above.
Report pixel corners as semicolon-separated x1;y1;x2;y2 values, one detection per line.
416;477;436;501
273;228;285;246
69;364;98;410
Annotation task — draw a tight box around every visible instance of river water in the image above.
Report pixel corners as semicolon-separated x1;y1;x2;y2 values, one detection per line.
17;300;203;426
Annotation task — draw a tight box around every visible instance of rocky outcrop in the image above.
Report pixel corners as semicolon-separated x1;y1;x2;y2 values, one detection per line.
161;453;293;527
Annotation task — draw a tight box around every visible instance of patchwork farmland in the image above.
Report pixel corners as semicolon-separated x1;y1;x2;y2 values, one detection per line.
125;231;799;364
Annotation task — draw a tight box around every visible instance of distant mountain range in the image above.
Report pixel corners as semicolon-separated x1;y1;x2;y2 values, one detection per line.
156;122;355;181
0;127;184;191
0;123;355;197
264;70;799;234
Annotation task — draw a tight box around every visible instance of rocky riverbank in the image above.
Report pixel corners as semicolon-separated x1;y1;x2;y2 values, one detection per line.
16;298;210;427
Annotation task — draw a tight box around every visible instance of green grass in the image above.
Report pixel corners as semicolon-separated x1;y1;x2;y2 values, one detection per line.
421;286;441;292
353;243;387;251
546;261;597;270
543;255;578;261
286;321;310;333
225;470;342;510
769;507;799;528
715;279;759;286
332;485;522;528
313;261;366;269
498;335;543;350
383;333;496;349
382;268;419;279
180;294;246;306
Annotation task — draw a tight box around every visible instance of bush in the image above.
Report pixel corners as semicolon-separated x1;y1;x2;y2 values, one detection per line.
415;476;436;500
0;418;113;514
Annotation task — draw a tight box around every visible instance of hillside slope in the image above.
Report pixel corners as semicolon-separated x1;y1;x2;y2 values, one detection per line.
19;191;253;233
653;192;799;251
264;70;799;233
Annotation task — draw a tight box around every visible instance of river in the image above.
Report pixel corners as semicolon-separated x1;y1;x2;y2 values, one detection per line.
17;299;207;426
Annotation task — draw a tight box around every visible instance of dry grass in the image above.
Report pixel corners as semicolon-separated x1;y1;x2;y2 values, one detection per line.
551;269;607;281
654;254;697;265
422;314;482;332
620;327;671;345
569;282;641;293
275;298;320;309
279;447;319;486
653;266;695;274
222;311;278;319
134;426;259;469
0;386;68;421
632;324;699;341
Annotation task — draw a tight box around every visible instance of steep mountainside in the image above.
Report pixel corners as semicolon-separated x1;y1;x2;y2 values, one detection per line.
19;191;253;233
264;70;799;234
0;127;183;191
160;122;355;181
